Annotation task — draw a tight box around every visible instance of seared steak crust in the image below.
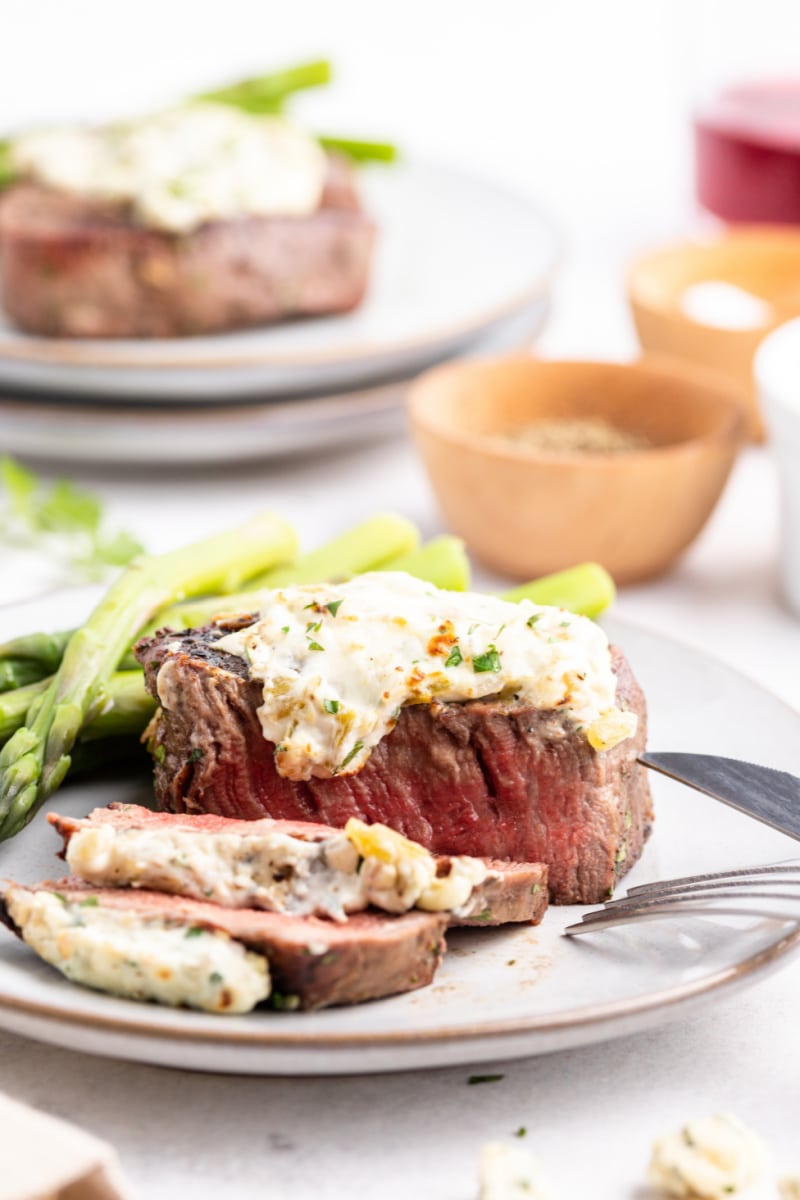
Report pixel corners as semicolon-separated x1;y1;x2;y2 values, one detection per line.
136;622;653;905
0;157;375;337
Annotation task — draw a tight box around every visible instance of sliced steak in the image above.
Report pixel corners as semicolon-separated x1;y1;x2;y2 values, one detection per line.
0;879;448;1011
135;621;653;905
49;803;548;926
0;157;375;337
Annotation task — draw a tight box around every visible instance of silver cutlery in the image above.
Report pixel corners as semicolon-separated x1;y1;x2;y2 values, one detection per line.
565;752;800;936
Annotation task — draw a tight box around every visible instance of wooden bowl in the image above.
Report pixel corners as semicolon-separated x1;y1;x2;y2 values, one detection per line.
628;228;800;440
408;356;746;585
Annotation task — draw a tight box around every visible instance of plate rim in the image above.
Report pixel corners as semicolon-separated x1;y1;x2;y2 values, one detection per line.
0;161;560;373
0;613;797;1061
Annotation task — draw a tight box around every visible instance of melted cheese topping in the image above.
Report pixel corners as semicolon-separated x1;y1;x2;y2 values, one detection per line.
5;888;270;1014
64;819;487;922
12;103;327;232
212;572;637;781
648;1114;769;1198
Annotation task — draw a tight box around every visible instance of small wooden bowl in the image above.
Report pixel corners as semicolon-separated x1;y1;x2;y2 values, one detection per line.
628;228;800;440
408;356;746;585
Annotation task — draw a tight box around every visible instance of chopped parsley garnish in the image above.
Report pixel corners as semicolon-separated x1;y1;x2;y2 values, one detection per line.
79;896;99;907
515;1126;527;1138
473;907;492;922
184;926;205;939
153;743;166;765
326;599;343;616
271;992;301;1011
209;971;223;985
526;614;542;628
281;625;290;634
52;892;67;904
188;747;205;763
468;1074;504;1085
444;645;463;668
323;699;340;714
0;456;144;580
307;640;325;652
496;623;506;638
338;740;364;771
473;645;501;673
306;620;322;634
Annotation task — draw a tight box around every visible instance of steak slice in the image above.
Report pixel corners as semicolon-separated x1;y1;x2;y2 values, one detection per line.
135;621;653;905
49;804;548;927
0;157;375;337
0;879;448;1011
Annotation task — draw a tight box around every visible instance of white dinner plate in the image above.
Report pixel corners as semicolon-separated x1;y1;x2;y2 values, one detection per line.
0;162;559;400
0;616;798;1075
0;297;548;465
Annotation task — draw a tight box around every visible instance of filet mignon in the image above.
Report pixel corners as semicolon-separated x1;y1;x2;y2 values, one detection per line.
135;619;653;904
0;157;375;337
0;880;449;1011
49;804;549;927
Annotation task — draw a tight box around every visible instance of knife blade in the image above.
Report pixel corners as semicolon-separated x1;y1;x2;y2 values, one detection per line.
639;752;800;842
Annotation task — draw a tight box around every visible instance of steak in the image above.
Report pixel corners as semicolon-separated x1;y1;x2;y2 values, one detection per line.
135;620;653;905
0;880;448;1011
0;157;375;337
49;804;549;927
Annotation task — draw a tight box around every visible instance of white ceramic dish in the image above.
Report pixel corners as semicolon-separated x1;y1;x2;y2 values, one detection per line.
754;318;800;617
0;616;798;1075
0;298;548;465
0;162;559;401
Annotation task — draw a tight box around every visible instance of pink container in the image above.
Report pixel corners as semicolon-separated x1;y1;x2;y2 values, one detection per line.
695;80;800;224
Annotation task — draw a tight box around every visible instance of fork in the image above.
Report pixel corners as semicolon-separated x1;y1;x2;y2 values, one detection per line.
563;858;800;935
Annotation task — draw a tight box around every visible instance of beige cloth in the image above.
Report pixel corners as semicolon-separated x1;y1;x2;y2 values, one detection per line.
0;1093;131;1200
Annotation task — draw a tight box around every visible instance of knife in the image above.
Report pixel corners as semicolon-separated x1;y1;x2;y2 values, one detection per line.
639;752;800;842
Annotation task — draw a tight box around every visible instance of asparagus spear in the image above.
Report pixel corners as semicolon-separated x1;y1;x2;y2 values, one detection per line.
0;513;419;680
0;511;296;839
198;60;332;114
144;512;420;636
316;135;398;164
0;659;47;693
501;562;616;618
381;536;470;591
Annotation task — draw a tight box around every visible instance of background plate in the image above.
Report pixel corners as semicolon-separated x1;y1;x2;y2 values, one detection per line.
0;297;548;465
0;616;798;1074
0;163;559;399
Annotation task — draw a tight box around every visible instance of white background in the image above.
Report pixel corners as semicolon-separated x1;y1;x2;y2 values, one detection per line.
1;3;800;1197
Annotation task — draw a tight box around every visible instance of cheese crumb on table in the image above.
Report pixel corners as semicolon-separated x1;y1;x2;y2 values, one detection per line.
478;1142;555;1200
648;1113;769;1198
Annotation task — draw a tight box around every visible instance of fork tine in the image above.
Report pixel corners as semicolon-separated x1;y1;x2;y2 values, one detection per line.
564;895;800;935
625;859;800;898
619;875;800;903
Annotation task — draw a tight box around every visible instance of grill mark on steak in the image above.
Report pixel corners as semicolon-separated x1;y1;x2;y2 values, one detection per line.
135;622;653;905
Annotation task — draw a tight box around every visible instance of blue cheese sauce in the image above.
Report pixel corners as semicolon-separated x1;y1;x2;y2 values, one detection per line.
11;103;327;233
64;818;488;922
648;1114;769;1198
4;887;270;1014
208;573;637;782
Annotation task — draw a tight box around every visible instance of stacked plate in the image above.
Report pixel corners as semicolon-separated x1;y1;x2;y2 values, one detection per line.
0;163;559;464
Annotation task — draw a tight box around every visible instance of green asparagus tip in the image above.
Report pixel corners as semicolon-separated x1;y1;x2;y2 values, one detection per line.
501;563;616;619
